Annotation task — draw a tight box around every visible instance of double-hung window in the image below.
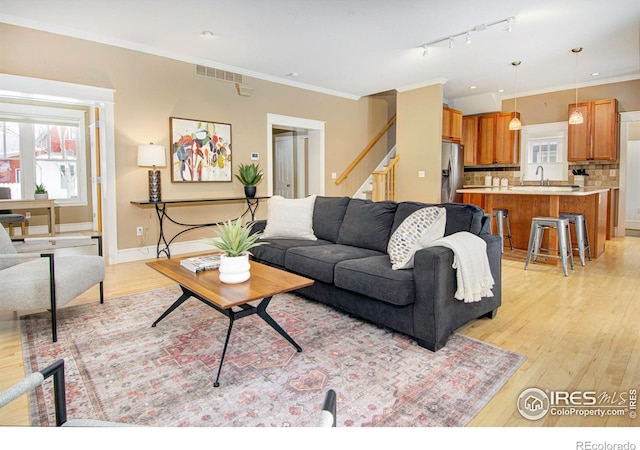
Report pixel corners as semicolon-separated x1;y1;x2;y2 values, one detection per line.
0;103;87;205
520;122;568;182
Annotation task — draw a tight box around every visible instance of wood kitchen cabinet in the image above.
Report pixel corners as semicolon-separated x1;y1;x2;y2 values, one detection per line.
568;98;618;161
476;112;520;165
496;112;520;164
442;106;462;143
461;116;478;165
477;114;496;164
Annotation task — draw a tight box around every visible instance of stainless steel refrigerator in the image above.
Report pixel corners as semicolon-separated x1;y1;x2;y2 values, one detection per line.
441;142;464;203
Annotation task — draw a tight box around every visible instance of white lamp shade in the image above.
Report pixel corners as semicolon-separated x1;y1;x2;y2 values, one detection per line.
137;144;166;167
508;117;522;131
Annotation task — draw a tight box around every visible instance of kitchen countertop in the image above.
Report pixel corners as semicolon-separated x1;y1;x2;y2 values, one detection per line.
457;186;612;196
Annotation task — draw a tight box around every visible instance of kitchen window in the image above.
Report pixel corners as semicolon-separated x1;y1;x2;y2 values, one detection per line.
531;140;558;164
0;102;87;205
520;122;568;182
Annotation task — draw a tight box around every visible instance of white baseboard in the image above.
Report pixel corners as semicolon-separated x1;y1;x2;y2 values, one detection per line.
15;221;219;264
625;220;640;230
116;238;216;263
20;222;94;236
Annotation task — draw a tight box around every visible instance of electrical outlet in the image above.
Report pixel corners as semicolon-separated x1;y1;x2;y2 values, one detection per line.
136;226;144;236
25;212;31;219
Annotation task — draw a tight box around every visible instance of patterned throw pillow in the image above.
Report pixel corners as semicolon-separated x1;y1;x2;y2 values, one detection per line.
387;206;446;270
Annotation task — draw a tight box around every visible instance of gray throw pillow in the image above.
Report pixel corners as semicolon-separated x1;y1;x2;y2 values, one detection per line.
337;199;397;253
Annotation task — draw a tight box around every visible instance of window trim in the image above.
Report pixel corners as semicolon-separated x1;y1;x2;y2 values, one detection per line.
0;102;87;206
520;122;569;182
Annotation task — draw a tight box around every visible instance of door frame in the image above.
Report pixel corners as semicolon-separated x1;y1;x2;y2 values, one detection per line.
0;74;117;263
619;110;640;235
266;114;325;197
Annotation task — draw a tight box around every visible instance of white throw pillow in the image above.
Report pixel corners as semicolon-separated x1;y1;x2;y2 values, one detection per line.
261;195;317;240
387;206;446;270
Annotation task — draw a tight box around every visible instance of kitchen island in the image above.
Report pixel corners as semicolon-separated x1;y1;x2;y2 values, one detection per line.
457;186;610;259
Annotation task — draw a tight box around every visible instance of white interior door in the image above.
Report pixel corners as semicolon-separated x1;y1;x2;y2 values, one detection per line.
266;114;325;198
274;135;295;198
625;140;640;229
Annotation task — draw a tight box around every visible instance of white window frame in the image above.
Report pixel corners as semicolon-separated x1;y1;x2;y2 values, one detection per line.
0;102;87;206
520;122;569;183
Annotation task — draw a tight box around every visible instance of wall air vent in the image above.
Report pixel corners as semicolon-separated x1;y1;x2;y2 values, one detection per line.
195;65;243;84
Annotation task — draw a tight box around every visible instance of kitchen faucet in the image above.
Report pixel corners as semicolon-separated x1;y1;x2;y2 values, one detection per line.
535;165;544;186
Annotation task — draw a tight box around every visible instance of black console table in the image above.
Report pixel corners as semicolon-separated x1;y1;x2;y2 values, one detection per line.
131;197;269;258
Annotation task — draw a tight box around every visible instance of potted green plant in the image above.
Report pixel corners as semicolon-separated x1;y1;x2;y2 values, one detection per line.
34;183;48;200
206;218;266;283
234;163;263;198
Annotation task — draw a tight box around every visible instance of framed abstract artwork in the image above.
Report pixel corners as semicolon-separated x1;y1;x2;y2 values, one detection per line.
169;117;232;182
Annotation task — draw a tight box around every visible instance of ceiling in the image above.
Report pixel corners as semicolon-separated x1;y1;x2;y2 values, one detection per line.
1;0;639;102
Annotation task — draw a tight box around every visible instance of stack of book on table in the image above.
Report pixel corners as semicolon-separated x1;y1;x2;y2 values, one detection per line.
180;254;222;273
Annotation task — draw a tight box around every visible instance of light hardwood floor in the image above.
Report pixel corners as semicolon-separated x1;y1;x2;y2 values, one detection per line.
1;236;639;427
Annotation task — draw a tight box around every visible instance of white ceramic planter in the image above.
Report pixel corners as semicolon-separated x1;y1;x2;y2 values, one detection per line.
34;193;48;200
218;253;251;284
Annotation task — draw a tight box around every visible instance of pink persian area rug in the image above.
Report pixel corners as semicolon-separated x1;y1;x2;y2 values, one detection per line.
21;286;525;427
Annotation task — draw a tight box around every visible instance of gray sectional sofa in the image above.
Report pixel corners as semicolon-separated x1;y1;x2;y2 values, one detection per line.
250;196;502;351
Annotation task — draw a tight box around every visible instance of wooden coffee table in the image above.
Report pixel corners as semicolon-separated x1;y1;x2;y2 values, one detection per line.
147;257;314;387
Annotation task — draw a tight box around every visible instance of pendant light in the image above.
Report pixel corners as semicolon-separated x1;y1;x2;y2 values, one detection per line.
508;61;522;131
569;47;584;125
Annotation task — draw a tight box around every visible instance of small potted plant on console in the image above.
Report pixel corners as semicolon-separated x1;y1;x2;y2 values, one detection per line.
235;163;263;198
34;183;48;200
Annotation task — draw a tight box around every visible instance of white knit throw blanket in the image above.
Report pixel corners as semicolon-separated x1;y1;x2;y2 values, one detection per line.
427;231;495;303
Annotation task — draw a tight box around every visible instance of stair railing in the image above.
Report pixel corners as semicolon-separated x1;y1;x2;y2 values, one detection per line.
335;114;396;186
371;154;400;201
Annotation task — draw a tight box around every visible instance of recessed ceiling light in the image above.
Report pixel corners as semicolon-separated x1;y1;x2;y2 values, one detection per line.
469;86;477;90
201;30;215;38
498;89;505;93
287;72;299;78
591;72;600;76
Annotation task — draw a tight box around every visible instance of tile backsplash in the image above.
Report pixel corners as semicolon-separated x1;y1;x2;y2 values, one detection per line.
464;163;619;187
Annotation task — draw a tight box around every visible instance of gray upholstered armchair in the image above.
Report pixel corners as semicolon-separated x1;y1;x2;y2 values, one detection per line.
0;359;131;426
0;224;105;342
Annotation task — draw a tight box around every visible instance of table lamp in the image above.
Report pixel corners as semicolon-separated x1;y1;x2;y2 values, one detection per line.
137;143;166;202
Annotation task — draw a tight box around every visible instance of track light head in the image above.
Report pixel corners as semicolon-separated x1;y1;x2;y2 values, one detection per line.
504;17;513;32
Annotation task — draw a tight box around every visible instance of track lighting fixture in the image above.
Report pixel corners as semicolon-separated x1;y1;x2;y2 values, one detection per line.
417;16;514;55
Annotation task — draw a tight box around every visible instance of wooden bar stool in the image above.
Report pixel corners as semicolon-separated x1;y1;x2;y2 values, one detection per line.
559;212;591;266
493;208;513;253
525;217;574;276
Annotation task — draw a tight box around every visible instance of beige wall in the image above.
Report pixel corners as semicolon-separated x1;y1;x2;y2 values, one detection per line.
629;122;640;141
502;79;640;126
0;24;393;250
396;84;443;203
